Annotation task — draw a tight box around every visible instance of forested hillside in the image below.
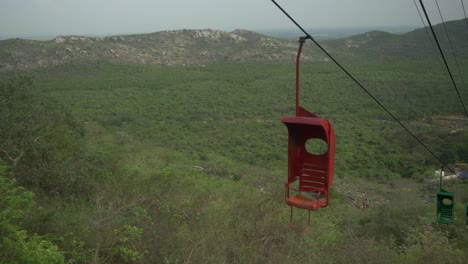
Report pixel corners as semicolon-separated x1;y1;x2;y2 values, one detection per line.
1;18;467;71
0;18;468;263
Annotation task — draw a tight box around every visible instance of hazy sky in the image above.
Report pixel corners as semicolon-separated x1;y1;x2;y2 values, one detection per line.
0;0;466;37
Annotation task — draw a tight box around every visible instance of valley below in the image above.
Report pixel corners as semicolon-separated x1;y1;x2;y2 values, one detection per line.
1;19;468;263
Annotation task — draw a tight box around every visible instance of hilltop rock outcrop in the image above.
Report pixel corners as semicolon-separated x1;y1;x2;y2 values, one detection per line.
0;29;326;71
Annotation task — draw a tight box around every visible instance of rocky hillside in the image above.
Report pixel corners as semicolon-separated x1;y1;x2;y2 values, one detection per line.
1;18;466;71
326;18;468;58
0;29;328;71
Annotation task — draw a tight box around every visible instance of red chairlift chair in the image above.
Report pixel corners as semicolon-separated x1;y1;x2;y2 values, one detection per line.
282;36;336;232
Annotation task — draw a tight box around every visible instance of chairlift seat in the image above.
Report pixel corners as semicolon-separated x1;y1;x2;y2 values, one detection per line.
286;195;327;210
436;189;455;224
282;108;336;231
282;36;336;232
465;203;468;226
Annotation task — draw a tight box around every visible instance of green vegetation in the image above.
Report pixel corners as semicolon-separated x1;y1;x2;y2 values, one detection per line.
1;23;468;262
0;163;64;263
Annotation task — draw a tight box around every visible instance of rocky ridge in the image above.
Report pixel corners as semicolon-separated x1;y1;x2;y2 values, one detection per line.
2;18;467;71
0;29;326;71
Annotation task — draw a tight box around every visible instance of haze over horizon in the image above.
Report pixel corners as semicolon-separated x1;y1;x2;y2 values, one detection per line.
0;0;467;39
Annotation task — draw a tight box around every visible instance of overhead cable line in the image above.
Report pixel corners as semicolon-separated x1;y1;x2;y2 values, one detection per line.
412;0;446;71
434;0;468;102
462;0;468;30
418;0;468;119
270;0;455;174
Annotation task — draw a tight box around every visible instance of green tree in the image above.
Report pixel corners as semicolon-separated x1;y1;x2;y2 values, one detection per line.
0;77;37;167
0;163;64;263
0;76;92;196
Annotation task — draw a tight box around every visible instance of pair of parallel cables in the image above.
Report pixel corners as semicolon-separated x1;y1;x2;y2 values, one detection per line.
413;0;468;117
270;0;468;174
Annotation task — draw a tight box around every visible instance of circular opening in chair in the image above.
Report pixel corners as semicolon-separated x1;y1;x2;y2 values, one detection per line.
305;138;328;155
442;198;453;206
